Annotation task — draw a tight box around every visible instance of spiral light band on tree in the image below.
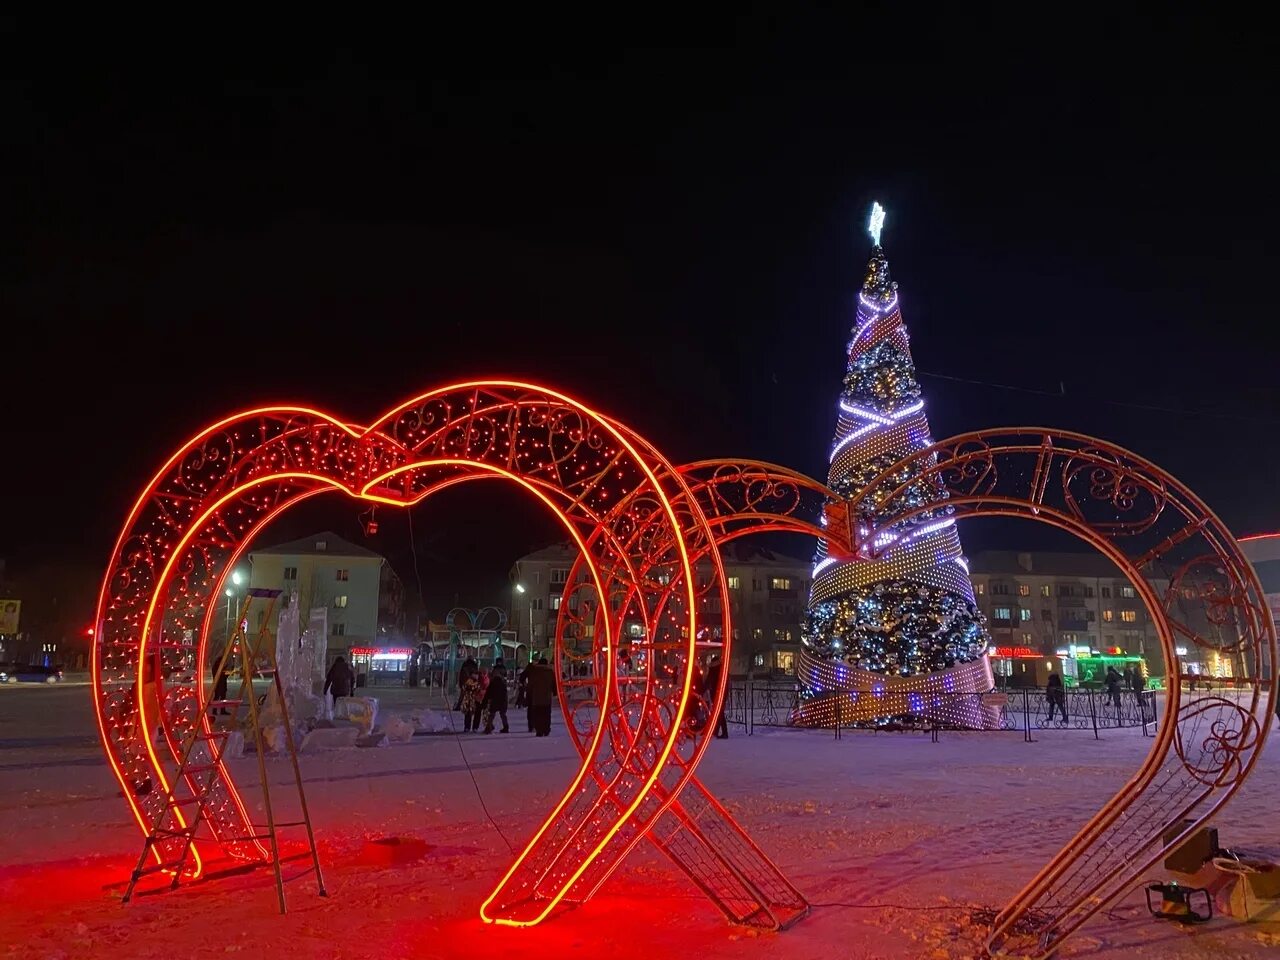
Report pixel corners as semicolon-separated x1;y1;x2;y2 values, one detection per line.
797;205;995;727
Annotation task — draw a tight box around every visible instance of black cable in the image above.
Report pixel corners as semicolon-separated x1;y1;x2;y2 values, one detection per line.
407;504;517;855
918;369;1280;425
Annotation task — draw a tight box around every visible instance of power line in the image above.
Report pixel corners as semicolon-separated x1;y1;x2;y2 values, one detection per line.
917;369;1280;425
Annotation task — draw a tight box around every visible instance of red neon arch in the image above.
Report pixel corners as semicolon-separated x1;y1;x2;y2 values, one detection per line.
93;381;778;926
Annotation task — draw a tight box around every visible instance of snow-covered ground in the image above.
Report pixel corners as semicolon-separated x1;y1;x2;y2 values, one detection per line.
1;681;1277;959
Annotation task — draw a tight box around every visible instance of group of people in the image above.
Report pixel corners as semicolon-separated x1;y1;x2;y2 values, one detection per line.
1044;665;1145;721
456;656;557;736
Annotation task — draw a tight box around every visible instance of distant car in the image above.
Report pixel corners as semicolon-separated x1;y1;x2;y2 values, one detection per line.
6;664;63;684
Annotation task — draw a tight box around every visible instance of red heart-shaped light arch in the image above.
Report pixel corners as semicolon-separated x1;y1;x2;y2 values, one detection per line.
92;380;776;925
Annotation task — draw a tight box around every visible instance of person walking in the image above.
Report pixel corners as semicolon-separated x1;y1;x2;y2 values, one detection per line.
1127;666;1143;700
1104;666;1123;709
526;656;556;737
702;655;729;739
211;655;231;715
324;655;354;700
1045;672;1067;723
482;658;510;733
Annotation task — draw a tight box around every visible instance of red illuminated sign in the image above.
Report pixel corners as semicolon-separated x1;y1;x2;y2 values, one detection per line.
993;646;1037;658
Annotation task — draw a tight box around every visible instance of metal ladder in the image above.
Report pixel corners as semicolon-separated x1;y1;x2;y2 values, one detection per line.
122;587;327;912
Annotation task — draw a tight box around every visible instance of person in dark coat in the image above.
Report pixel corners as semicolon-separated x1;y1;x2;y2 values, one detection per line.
1127;666;1143;699
482;658;510;733
702;655;729;739
324;656;354;700
516;663;530;711
1045;672;1067;723
1104;666;1123;709
526;657;556;737
211;656;231;715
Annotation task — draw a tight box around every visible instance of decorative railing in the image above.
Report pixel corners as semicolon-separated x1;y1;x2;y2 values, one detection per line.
724;682;1158;742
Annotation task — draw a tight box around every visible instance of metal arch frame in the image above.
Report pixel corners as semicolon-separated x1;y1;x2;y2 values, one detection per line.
552;458;836;928
92;381;744;928
843;428;1277;959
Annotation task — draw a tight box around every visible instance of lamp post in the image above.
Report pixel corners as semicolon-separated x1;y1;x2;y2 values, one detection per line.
514;582;532;657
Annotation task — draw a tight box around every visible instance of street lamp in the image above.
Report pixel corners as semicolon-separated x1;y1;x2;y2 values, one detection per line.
514;582;534;656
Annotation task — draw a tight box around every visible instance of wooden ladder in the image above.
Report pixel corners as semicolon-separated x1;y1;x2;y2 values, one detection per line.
122;587;327;912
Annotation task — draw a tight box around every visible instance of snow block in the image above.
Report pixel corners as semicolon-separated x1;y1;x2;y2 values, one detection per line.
385;716;415;743
299;726;360;752
356;732;388;748
335;696;378;736
220;730;245;759
410;709;449;733
262;724;289;754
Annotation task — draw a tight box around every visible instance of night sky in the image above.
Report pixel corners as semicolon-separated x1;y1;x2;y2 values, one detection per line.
3;9;1277;622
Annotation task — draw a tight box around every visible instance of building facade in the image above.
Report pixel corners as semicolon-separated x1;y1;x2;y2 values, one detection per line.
1240;533;1280;629
509;541;812;676
246;531;404;663
967;551;1163;681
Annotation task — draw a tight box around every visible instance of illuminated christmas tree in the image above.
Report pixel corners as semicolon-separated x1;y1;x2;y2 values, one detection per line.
795;204;995;727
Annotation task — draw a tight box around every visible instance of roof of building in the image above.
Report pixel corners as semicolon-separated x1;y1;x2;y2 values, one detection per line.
719;541;808;566
512;540;808;569
513;542;580;564
252;531;384;560
967;550;1127;579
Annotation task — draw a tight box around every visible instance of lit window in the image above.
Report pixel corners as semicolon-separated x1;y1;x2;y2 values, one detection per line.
975;583;985;595
776;651;796;673
1040;585;1051;597
752;653;765;667
1019;608;1032;621
656;573;671;586
993;607;1012;620
1018;584;1030;596
725;576;740;590
1120;610;1137;623
751;628;764;640
1120;586;1136;598
335;569;349;582
773;628;793;642
1021;633;1033;643
334;596;348;608
770;577;792;590
1102;610;1114;622
550;595;561;610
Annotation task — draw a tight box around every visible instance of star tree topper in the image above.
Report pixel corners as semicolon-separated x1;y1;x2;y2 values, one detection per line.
868;201;885;247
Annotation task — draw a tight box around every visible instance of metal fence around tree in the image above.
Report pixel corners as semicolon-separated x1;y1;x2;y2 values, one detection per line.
723;682;1158;742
